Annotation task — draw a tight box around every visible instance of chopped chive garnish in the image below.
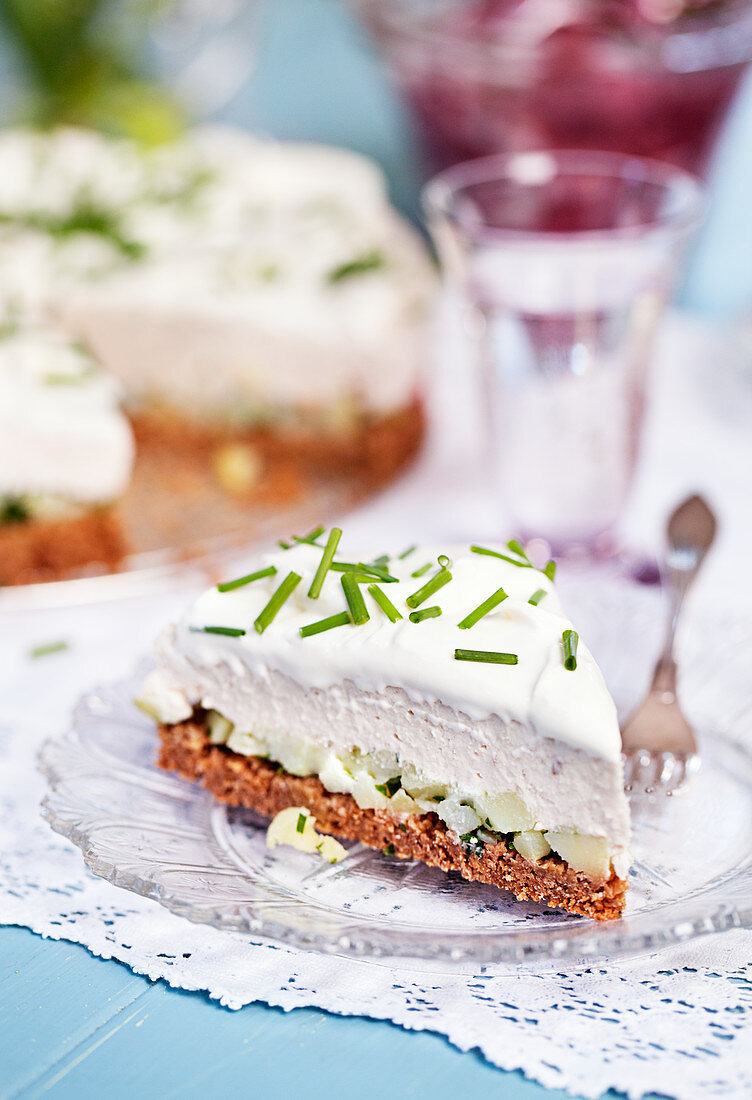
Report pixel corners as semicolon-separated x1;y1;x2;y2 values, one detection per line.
342;573;369;625
254;571;301;633
544;560;557;582
411;561;432;578
356;562;399;583
398;544;417;560
470;545;534;568
190;625;247;637
437;554;451;569
383;843;396;856
28;639;69;659
454;648;518;665
457;587;508;629
217;565;277;593
277;540;291;550
506;538;528;560
367;584;403;623
375;776;401;798
330;561;398;582
406;566;452;609
327;249;385;283
308;527;341;599
299;611;352;638
562;629;579;671
528;588;548;606
372;554;390;567
296;812;307;834
409;605;442;623
292;525;325;545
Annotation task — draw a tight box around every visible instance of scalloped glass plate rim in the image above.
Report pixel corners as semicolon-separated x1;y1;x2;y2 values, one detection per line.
38;671;752;969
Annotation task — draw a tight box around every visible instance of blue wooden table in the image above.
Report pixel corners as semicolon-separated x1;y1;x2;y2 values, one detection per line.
2;2;751;1095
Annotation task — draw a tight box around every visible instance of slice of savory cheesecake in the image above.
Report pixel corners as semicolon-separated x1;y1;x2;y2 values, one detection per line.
0;323;134;584
141;532;631;920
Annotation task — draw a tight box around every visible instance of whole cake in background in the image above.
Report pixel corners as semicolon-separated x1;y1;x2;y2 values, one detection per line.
141;532;631;920
0;127;435;582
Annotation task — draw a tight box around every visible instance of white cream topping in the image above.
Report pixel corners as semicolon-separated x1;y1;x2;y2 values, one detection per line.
0;326;134;503
171;541;621;762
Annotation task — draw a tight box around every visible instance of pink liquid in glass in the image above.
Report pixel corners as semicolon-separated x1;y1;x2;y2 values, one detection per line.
364;0;752;175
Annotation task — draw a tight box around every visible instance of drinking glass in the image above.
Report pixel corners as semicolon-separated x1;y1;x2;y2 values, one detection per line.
423;150;705;558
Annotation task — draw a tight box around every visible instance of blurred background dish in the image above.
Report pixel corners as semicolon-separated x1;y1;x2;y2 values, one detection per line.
0;106;435;587
356;0;752;177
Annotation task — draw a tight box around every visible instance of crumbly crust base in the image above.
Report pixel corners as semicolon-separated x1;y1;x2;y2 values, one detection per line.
158;717;627;921
0;508;126;586
131;398;425;490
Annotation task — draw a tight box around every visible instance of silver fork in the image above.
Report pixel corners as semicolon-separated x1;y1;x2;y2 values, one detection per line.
621;494;717;795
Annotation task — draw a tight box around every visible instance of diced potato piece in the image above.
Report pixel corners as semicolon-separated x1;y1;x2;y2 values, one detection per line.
389;789;419;815
513;830;552;863
227;728;268;758
266;807;346;864
351;773;391;811
207;710;234;745
275;737;326;778
483;792;535;833
544;832;611;879
213;442;262;494
437;799;482;836
134;669;192;724
318;754;355;795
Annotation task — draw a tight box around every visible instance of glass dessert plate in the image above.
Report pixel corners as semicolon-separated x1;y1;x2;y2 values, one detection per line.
38;575;752;965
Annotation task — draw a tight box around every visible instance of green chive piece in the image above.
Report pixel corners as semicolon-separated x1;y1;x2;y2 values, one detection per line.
454;648;518;665
544;560;557;582
457;587;508;629
308;527;342;599
299;611;351;638
506;538;528;560
277;540;291;550
383;843;395;856
375;777;401;798
342;573;369;625
292;526;325;545
296;812;307;834
470;545;534;568
330;561;398;582
327;249;385;284
28;640;69;659
528;588;548;606
398;544;417;560
562;629;579;671
367;584;403;623
217;565;277;593
190;625;247;637
411;561;432;578
409;605;442;623
372;555;390;567
254;571;301;633
356;562;399;583
437;554;452;569
406;567;452;609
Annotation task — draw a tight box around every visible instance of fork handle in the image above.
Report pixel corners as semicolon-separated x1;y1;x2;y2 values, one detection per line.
654;562;696;691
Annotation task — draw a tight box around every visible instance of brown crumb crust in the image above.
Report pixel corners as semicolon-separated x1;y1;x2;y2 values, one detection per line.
130;398;425;490
158;717;627;921
0;508;126;586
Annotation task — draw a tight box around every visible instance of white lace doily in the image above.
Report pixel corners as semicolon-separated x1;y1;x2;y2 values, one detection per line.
1;311;751;1099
